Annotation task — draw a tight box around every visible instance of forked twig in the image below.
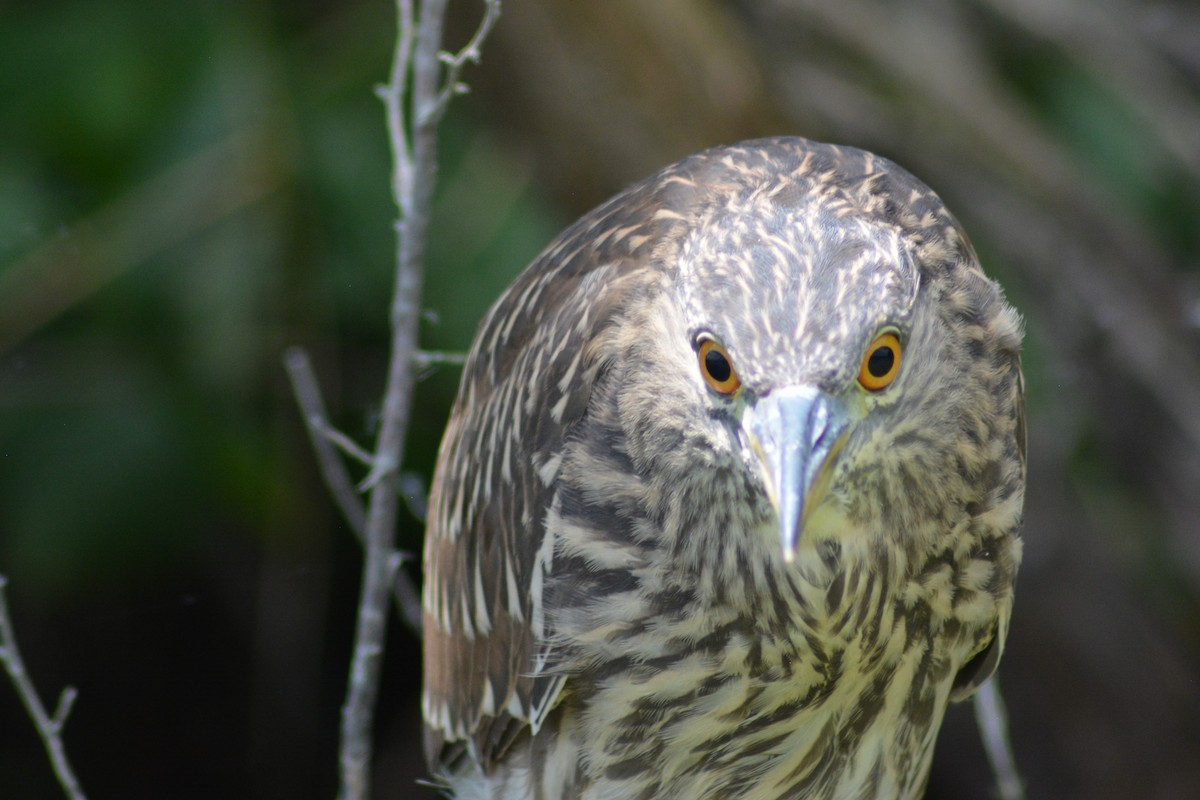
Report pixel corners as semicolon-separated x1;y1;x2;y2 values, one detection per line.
420;0;502;126
284;348;369;538
282;346;425;634
0;576;87;800
285;2;501;797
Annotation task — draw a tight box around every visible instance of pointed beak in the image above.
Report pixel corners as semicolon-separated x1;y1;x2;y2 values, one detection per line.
743;386;850;563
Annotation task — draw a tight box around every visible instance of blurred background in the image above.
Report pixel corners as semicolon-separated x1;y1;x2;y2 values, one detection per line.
2;0;1199;797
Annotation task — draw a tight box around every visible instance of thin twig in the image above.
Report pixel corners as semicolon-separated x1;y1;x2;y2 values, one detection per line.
974;678;1025;800
319;424;376;470
420;0;502;126
376;0;416;217
0;576;87;800
335;2;500;798
283;347;425;635
414;349;468;367
284;348;368;539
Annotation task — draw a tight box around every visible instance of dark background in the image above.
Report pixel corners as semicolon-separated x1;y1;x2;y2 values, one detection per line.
3;1;1199;798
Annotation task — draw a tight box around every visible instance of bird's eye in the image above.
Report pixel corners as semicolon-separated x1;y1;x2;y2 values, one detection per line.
697;337;741;395
857;332;902;391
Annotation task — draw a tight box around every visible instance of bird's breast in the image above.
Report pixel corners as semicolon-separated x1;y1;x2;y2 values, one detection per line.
546;554;966;799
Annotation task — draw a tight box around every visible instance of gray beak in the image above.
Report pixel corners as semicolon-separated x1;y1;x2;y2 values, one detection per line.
743;386;850;562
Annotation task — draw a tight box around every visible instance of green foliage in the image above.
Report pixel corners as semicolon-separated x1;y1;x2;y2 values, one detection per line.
0;0;558;593
3;0;1198;796
0;4;557;792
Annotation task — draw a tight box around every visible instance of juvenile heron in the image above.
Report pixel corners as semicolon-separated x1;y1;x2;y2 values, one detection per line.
422;137;1025;799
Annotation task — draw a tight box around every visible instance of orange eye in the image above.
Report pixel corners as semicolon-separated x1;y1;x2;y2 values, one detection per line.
698;338;741;395
858;332;902;391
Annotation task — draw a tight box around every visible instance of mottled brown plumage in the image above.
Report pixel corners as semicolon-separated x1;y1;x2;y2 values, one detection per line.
422;137;1025;799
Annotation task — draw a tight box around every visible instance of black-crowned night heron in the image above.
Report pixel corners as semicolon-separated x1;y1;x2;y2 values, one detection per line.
422;137;1025;799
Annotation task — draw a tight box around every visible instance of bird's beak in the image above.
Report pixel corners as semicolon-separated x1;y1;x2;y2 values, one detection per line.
743;386;850;563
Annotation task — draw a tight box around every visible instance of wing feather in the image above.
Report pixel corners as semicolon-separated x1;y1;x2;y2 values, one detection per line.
421;167;703;771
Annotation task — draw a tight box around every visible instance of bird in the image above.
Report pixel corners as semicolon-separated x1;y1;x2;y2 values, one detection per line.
421;136;1025;799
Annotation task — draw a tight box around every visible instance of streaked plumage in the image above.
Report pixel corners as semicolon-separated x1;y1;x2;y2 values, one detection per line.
422;137;1025;799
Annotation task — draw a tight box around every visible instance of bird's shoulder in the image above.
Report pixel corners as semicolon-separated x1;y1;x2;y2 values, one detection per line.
421;160;698;771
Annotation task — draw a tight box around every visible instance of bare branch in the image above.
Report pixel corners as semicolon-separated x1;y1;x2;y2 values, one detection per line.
0;576;87;800
356;453;398;495
336;2;501;798
389;552;423;634
420;0;503;127
974;678;1025;800
376;0;417;216
284;347;368;539
282;348;424;637
319;424;376;470
51;686;79;732
414;348;468;367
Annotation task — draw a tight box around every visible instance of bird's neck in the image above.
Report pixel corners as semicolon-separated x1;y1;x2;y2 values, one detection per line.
538;523;962;799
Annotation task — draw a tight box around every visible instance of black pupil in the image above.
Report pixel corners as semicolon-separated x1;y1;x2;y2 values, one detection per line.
705;349;732;383
867;345;895;378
